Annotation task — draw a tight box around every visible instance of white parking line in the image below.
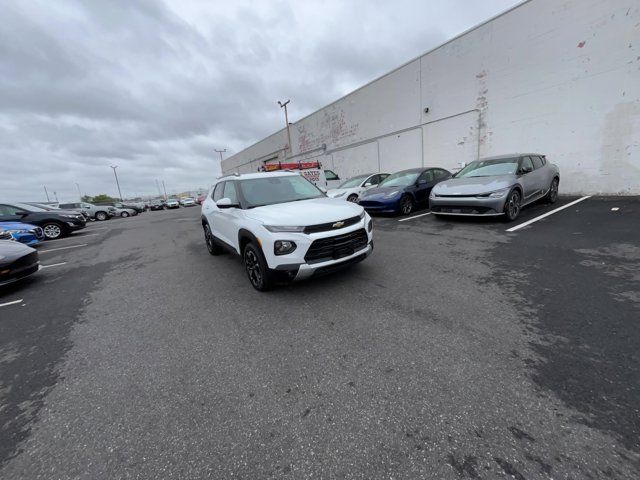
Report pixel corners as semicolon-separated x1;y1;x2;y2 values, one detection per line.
506;196;591;232
45;233;100;242
41;262;67;268
0;299;23;308
39;244;88;253
398;212;432;222
86;227;109;231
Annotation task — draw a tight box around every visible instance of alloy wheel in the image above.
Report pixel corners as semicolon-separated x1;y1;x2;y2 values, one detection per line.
244;248;262;288
347;194;358;203
401;196;413;215
549;178;559;202
506;190;521;220
43;224;62;239
204;226;214;253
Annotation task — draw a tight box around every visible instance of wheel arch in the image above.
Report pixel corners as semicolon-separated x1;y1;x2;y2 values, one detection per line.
238;228;261;256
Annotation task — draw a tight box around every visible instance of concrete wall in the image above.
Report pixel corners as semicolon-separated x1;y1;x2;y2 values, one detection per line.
223;0;640;195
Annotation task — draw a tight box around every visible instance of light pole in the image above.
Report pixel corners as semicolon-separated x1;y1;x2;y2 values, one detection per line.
43;185;50;202
110;165;123;200
162;180;168;200
75;183;82;201
277;99;292;157
215;148;226;163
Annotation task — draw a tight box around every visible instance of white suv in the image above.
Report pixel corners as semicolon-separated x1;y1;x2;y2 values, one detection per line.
201;171;373;290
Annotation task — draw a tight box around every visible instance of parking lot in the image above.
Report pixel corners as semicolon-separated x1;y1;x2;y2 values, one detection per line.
1;197;638;479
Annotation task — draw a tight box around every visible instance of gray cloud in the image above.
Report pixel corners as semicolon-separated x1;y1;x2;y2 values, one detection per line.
0;0;519;201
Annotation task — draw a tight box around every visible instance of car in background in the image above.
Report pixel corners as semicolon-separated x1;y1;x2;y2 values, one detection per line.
165;198;180;209
25;202;91;221
429;154;559;221
201;171;373;291
0;203;86;239
358;167;452;215
180;197;196;207
149;199;165;211
114;207;137;217
0;240;40;286
59;202;115;221
327;173;390;202
0;222;44;246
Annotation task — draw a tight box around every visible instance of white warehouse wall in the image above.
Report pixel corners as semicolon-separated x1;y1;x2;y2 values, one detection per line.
223;0;640;195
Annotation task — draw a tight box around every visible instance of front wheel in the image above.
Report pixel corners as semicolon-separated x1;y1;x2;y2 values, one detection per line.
243;242;273;291
503;189;522;222
399;195;414;216
95;211;108;221
120;211;130;217
42;222;65;240
544;177;559;204
346;194;358;203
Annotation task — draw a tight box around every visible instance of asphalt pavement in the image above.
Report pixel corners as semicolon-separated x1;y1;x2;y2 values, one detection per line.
0;197;638;479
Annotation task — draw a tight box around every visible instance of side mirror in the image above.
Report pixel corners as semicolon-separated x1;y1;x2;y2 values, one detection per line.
216;198;238;209
17;211;29;217
520;167;533;174
364;182;373;187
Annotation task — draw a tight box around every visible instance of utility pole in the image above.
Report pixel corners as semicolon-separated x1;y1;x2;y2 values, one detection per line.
155;179;162;197
277;99;292;157
162;180;168;200
43;186;50;202
54;191;59;202
75;183;82;201
215;148;226;163
110;165;123;200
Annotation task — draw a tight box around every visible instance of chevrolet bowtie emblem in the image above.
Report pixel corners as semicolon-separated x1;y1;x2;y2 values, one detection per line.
332;221;345;228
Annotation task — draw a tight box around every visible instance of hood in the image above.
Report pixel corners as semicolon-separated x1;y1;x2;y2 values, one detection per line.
326;188;356;197
0;240;36;260
245;197;363;225
0;222;39;231
361;185;405;198
433;175;515;195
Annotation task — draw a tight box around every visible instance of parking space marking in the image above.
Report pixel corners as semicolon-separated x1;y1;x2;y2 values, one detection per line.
41;262;68;269
46;233;100;243
85;227;109;230
398;212;432;222
506;196;591;232
0;299;23;308
39;244;88;253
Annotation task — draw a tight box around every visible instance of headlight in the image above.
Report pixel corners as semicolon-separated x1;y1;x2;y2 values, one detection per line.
6;229;28;234
486;188;509;198
383;190;400;198
333;191;346;197
359;211;365;220
274;240;297;255
264;225;305;233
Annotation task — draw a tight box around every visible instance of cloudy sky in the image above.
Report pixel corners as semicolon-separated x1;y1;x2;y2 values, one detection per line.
1;0;519;201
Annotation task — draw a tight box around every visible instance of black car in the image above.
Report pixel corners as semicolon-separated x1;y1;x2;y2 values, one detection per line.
0;240;40;286
0;203;86;240
24;202;91;221
149;200;165;211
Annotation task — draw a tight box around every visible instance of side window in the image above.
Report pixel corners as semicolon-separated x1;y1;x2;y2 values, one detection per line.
223;181;239;203
0;205;21;215
418;170;434;183
365;175;378;186
521;156;534;173
531;156;544;169
325;170;339;181
0;205;10;215
378;174;389;183
212;182;225;201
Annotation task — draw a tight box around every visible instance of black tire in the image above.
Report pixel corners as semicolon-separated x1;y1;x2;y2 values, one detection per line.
203;224;223;256
42;222;66;240
503;189;522;222
95;211;108;221
544;177;559;204
346;194;358;203
120;211;130;217
399;194;414;216
243;241;273;291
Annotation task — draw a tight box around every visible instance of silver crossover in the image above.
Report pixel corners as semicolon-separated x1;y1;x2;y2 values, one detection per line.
429;154;560;221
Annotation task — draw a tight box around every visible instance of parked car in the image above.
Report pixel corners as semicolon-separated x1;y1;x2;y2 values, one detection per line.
112;207;137;217
0;240;40;286
358;167;452;215
201;171;373;291
94;202;141;215
180;197;196;207
58;202;115;221
429;154;559;221
0;222;44;246
24;202;91;221
149;199;165;211
0;203;86;239
327;173;390;202
165;198;180;209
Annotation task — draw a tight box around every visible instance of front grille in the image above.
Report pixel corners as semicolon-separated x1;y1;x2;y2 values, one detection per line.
304;229;368;263
303;215;361;234
32;227;44;240
0;231;12;240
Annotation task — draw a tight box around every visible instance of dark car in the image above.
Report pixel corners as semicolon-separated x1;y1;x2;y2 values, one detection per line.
94;202;142;215
149;200;165;211
358;167;452;215
0;203;86;239
24;202;91;221
0;240;40;286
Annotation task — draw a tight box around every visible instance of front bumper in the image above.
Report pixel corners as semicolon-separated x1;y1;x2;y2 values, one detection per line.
358;197;400;213
67;219;87;230
429;195;506;216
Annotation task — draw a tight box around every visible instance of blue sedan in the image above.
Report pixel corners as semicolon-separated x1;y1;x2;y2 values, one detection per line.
0;221;45;246
358;167;452;215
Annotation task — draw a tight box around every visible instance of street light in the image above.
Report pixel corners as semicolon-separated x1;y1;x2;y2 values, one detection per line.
110;165;123;200
75;183;82;201
215;148;226;163
277;99;292;157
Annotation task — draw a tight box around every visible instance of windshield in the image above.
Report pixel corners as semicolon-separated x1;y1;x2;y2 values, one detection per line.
15;202;46;212
239;174;324;208
455;158;518;178
338;175;368;189
378;171;420;187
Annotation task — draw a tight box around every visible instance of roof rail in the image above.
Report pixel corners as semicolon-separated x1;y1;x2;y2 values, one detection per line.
218;172;240;180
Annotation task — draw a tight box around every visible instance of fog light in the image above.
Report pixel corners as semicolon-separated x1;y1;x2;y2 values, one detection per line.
274;240;297;255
